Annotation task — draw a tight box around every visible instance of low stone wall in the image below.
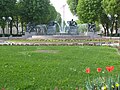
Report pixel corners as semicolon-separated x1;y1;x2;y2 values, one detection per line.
0;42;119;47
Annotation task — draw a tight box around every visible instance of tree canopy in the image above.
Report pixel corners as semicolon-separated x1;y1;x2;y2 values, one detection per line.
0;0;58;25
0;0;16;17
77;0;102;23
0;0;16;31
18;0;57;24
67;0;120;23
67;0;78;15
102;0;120;35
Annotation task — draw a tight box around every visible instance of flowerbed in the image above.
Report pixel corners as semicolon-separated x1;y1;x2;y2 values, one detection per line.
85;66;120;90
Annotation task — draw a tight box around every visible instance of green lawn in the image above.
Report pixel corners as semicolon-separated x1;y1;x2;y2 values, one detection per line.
0;46;120;90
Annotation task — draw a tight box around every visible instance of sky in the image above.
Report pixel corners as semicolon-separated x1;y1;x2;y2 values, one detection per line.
50;0;78;22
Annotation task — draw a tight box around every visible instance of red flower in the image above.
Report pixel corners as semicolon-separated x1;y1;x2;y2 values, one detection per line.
86;68;90;73
97;68;102;72
106;66;114;72
106;66;111;72
110;66;114;71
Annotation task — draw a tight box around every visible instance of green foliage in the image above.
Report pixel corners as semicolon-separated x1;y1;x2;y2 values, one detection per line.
77;0;102;23
0;0;16;17
102;0;120;35
86;75;120;90
0;0;58;28
95;22;100;31
102;0;120;16
18;0;51;24
0;46;120;89
0;0;59;35
0;0;16;29
0;19;6;28
102;0;120;23
67;0;120;36
48;5;57;22
67;0;78;15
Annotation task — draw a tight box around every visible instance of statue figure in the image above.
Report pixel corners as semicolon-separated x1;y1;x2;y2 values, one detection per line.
88;23;96;32
70;19;77;26
26;22;36;33
67;19;77;26
47;21;57;35
67;19;78;35
48;21;55;26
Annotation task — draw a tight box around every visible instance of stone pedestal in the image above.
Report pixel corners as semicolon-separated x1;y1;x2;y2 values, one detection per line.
36;25;47;35
47;26;56;35
68;26;78;35
24;32;36;38
85;32;100;38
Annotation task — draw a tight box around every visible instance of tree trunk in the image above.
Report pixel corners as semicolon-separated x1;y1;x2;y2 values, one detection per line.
2;27;5;36
16;16;19;35
106;23;109;36
110;22;114;36
115;21;118;34
102;24;107;36
21;21;24;35
2;28;5;34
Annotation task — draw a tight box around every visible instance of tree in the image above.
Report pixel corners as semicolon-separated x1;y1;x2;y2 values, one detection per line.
77;0;102;23
0;0;58;35
19;0;55;24
67;0;120;36
0;0;16;35
102;0;120;35
0;0;16;17
67;0;109;35
99;11;110;36
46;4;57;23
11;2;21;35
75;0;111;35
17;0;58;34
67;0;78;15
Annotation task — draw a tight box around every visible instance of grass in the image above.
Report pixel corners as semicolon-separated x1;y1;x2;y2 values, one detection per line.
0;46;120;90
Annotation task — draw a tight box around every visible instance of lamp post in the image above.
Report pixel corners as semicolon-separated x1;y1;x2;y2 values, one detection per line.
2;17;12;37
2;17;5;36
8;17;12;35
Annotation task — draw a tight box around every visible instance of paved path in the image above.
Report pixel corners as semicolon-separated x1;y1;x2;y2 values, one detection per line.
0;40;5;43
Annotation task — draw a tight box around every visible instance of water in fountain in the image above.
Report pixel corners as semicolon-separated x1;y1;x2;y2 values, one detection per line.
55;21;62;33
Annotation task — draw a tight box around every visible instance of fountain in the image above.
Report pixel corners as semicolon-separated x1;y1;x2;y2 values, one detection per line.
67;19;78;35
24;19;79;38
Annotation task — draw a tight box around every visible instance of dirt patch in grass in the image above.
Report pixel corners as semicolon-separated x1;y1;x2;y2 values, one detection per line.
34;50;59;54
